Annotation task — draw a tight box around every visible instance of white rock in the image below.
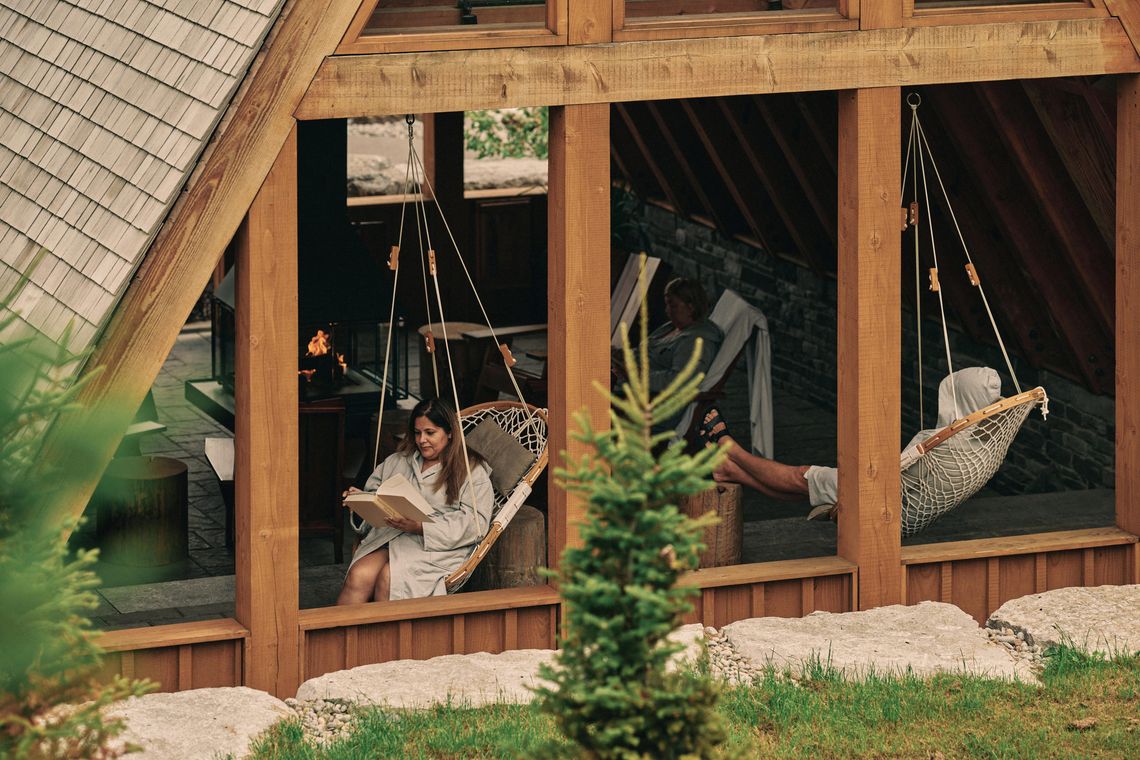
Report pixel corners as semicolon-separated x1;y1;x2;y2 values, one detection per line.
296;649;557;709
987;584;1140;654
723;601;1034;682
105;687;291;760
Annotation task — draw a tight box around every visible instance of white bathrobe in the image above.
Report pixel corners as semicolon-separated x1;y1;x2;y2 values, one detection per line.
804;367;1002;507
350;451;494;599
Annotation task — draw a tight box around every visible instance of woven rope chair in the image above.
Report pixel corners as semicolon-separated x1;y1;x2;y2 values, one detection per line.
445;401;548;592
897;386;1047;535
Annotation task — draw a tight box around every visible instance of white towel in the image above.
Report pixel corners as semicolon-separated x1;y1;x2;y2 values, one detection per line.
674;289;774;459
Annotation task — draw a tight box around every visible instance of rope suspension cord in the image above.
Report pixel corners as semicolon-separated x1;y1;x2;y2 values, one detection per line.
400;123;475;500
911;102;1022;395
405;135;538;431
370;117;415;468
909;95;960;420
901;95;924;429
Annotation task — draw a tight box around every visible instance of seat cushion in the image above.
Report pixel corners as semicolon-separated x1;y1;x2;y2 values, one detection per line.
464;418;536;496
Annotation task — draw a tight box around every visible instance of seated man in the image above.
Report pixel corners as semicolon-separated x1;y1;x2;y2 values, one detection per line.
701;367;1002;517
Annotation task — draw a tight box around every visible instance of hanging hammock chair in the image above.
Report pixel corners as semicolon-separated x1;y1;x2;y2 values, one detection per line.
358;115;549;592
895;94;1048;536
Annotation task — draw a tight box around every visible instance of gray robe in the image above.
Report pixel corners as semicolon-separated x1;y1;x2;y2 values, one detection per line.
350;451;494;600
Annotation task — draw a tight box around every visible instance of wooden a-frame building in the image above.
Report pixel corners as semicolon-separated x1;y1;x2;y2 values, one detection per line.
3;0;1139;697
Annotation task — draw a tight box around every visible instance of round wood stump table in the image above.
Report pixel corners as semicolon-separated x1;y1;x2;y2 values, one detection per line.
95;455;188;566
467;505;546;591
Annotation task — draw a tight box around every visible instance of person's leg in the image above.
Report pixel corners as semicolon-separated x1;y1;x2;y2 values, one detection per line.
701;409;809;497
337;549;387;605
374;550;392;601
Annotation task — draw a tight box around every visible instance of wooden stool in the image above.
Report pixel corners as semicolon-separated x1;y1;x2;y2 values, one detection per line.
679;483;742;568
467;505;546;591
95;456;188;566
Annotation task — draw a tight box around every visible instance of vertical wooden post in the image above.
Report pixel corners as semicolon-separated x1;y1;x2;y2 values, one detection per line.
547;104;610;558
836;87;902;609
1118;75;1140;537
859;0;903;30
569;0;612;44
234;125;300;697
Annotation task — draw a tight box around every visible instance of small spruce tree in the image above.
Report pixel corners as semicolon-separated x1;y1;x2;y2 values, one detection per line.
536;255;730;759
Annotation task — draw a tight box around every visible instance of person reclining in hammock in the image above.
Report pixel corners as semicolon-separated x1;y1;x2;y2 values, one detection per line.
700;367;1001;518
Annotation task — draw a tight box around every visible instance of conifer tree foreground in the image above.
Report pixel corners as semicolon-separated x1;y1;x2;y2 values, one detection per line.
537;256;730;759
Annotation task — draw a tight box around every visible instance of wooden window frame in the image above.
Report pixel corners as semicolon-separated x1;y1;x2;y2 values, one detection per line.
905;0;1107;28
336;0;569;55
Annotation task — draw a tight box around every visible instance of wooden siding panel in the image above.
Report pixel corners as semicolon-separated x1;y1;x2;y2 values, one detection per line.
1092;545;1130;585
134;648;179;693
997;555;1036;609
1046;549;1084;590
464;610;507;654
763;579;805;618
711;585;753;628
190;640;241;689
516;605;555;649
410;617;454;661
356;622;401;666
812;573;853;613
305;629;347;681
949;558;987;624
906;563;940;605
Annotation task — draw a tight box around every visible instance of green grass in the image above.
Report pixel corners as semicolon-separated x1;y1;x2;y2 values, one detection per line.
249;646;1140;759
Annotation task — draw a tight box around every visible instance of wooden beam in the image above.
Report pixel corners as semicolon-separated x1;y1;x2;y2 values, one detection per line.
234;127;301;698
1118;74;1140;537
929;84;1114;393
644;100;746;241
297;19;1140;119
752;92;843;252
836;87;903;610
547;104;611;556
975;81;1114;334
615;102;684;215
1023;79;1117;250
38;0;364;534
686;97;779;254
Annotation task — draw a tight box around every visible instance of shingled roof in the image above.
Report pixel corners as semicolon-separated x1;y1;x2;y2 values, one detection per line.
0;0;286;354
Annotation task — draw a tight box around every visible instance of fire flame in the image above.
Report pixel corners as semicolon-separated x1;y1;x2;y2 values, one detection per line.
306;329;331;357
336;353;347;374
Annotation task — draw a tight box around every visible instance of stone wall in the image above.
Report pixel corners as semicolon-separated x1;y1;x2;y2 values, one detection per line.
633;198;1115;494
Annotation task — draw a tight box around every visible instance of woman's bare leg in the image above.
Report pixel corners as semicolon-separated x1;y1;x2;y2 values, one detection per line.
337;548;390;605
374;556;392;602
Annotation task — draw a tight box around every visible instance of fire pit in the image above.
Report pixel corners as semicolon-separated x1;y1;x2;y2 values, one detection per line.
299;328;347;386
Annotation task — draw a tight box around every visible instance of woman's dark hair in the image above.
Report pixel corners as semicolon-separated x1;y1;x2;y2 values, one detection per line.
397;397;483;503
664;277;710;321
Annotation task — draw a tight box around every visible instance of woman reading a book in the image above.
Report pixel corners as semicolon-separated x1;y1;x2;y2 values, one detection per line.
336;398;493;604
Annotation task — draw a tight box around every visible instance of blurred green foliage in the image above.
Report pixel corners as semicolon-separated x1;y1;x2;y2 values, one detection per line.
464;107;549;160
0;285;150;758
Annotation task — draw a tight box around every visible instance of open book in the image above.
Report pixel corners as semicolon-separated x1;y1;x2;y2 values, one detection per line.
342;473;436;527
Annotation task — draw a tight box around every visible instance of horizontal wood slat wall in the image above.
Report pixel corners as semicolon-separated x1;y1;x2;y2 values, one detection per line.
901;528;1139;623
298;588;560;680
681;557;858;628
97;619;247;693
